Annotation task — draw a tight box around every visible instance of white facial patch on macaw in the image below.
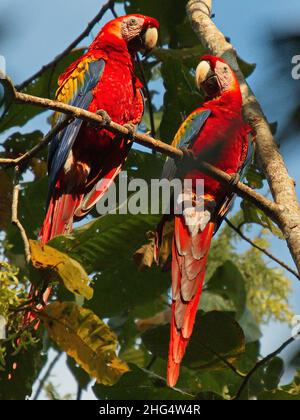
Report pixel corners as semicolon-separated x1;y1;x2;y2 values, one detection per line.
121;17;145;42
215;61;234;92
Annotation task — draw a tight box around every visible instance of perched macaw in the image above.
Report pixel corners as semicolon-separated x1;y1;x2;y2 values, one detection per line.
40;14;159;244
156;55;252;387
22;15;159;329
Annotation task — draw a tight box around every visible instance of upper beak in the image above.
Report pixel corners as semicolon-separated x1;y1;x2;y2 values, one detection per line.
195;61;214;89
143;27;158;54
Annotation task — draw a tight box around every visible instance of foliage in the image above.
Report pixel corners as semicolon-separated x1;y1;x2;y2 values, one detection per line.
0;0;298;401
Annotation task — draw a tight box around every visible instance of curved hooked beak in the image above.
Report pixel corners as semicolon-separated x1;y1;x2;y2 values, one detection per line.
142;27;158;55
195;60;220;97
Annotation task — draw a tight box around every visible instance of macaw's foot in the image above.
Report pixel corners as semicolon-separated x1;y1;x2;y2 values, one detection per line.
123;123;137;139
97;109;112;126
179;147;197;160
229;173;241;186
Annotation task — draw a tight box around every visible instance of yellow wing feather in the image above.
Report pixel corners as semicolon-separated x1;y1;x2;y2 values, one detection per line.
52;56;95;126
171;109;204;149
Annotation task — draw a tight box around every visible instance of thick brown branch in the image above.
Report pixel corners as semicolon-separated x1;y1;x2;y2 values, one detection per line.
186;0;300;275
11;168;31;263
16;0;115;91
0;75;279;223
225;218;300;281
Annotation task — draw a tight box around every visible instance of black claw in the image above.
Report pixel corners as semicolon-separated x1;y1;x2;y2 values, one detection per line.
123;123;137;138
179;147;196;161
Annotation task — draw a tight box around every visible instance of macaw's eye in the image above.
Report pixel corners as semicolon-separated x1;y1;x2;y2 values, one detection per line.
129;18;138;26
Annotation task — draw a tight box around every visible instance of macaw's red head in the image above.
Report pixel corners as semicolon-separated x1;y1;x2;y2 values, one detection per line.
90;14;159;55
195;55;240;99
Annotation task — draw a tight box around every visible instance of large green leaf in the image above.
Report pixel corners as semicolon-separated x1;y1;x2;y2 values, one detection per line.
142;311;245;370
42;302;129;386
93;364;194;400
50;212;169;319
206;261;247;317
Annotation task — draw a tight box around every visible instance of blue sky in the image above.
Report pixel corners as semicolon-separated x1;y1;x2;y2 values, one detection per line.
1;0;300;399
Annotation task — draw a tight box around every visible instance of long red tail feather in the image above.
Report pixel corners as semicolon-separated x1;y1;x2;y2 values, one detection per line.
167;217;214;387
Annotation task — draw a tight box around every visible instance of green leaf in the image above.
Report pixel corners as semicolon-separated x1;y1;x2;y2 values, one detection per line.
121;0;188;47
237;57;256;78
30;240;93;300
93;364;194;400
42;302;129;386
153;46;205;68
50;212;170;319
206;261;247;317
142;311;245;370
160;57;203;142
264;357;284;391
238;309;262;343
241;201;283;238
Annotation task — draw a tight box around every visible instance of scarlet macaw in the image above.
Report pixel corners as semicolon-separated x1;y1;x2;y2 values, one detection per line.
40;14;159;244
156;55;252;387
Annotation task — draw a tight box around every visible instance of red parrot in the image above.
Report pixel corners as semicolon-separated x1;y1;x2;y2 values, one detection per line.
22;15;159;327
156;55;252;387
40;14;159;244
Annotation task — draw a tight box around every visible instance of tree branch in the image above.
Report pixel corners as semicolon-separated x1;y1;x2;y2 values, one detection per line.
233;336;296;400
0;117;73;166
225;218;300;281
33;352;63;400
11;167;31;264
0;74;279;223
186;0;300;275
15;0;116;91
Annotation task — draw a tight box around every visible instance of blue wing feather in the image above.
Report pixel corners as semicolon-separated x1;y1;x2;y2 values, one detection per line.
47;59;105;193
162;109;211;179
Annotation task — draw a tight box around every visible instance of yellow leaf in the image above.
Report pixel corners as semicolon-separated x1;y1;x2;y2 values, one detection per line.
41;302;129;385
29;240;93;300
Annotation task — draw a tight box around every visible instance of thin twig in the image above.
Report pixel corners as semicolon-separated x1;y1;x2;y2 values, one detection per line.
199;342;246;378
233;336;296;400
33;352;63;400
11;167;31;263
0;117;73;167
0;75;279;224
16;0;116;91
225;218;300;281
140;367;195;397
